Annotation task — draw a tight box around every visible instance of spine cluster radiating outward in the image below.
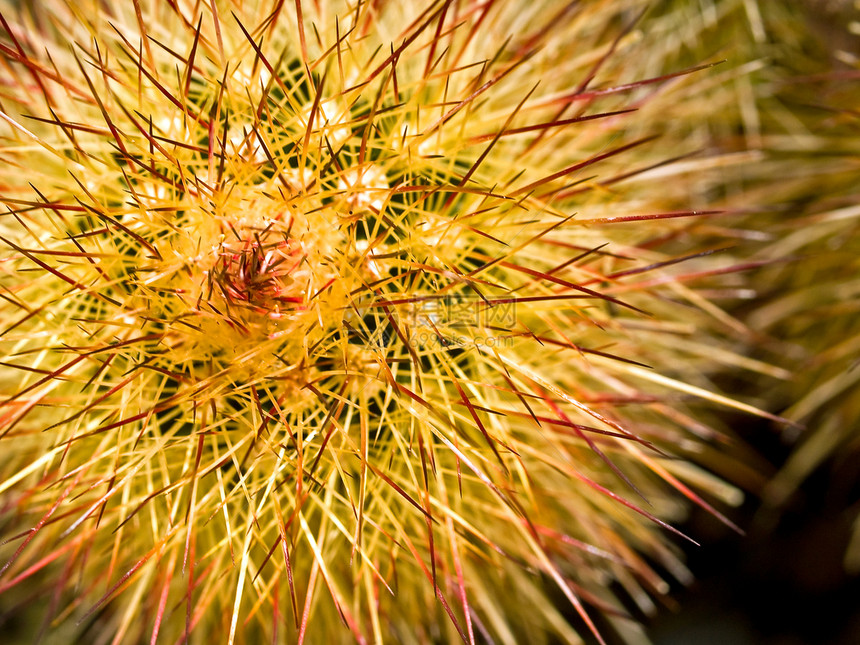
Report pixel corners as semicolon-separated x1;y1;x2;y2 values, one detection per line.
0;1;785;644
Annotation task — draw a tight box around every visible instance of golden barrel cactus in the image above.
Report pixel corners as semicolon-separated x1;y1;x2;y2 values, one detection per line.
0;1;782;643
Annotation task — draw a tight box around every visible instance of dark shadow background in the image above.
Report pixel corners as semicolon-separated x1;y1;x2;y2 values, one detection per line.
570;415;860;645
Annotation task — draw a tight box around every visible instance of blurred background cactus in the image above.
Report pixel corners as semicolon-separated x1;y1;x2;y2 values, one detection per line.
645;2;860;644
